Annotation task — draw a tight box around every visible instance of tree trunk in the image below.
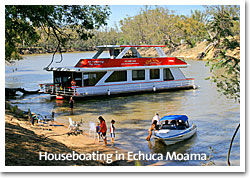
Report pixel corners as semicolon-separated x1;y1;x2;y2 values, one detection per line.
227;123;240;166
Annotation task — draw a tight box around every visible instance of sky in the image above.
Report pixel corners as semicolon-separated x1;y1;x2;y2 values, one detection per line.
107;5;206;27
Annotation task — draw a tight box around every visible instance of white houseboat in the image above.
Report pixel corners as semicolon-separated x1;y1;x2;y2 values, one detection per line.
40;45;196;99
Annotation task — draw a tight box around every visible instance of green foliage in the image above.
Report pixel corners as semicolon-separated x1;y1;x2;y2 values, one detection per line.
117;6;209;48
5;5;111;61
10;105;18;114
175;14;207;48
205;5;240;103
5;102;11;110
119;6;175;45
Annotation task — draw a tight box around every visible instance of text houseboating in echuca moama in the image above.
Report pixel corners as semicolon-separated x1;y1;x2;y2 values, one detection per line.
40;45;196;99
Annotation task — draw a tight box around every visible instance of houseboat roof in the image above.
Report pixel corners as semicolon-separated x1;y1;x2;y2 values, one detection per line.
45;64;189;72
45;56;189;72
44;44;190;72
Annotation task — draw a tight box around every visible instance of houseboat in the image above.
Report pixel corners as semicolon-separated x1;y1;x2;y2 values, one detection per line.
40;45;196;99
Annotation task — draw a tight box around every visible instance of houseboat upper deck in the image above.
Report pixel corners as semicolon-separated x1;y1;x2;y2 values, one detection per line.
40;45;195;99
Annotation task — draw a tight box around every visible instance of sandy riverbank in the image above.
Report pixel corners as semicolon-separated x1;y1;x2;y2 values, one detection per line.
5;110;135;166
139;41;240;60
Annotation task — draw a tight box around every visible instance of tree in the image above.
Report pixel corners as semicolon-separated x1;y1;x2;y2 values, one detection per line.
119;6;208;49
205;5;240;103
205;5;240;166
175;14;207;48
5;5;110;62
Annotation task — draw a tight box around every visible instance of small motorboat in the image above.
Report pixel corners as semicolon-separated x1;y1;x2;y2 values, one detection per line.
154;115;197;145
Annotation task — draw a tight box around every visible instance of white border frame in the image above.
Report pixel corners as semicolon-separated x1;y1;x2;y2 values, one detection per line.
1;0;245;173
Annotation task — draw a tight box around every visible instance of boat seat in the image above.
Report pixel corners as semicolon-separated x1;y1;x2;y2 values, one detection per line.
160;125;176;130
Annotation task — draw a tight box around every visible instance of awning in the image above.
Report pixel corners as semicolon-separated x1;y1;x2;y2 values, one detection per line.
159;115;189;122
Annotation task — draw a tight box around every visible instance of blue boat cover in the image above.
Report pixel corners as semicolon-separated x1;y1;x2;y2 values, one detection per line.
159;115;188;122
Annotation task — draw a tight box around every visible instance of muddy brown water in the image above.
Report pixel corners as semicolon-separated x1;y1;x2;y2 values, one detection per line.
5;52;240;166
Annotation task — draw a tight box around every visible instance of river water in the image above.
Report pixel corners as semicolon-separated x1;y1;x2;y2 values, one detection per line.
5;52;240;166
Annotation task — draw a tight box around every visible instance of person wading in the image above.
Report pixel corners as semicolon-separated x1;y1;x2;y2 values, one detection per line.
98;116;107;145
69;96;75;113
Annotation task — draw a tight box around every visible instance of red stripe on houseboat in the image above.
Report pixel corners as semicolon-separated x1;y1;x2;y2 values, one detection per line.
75;57;187;68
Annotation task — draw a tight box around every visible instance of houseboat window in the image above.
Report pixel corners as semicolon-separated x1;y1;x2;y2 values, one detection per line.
54;77;61;84
73;72;83;86
83;72;106;86
150;69;160;79
53;71;74;88
105;71;127;83
132;70;145;81
163;68;174;80
114;49;121;57
62;77;68;84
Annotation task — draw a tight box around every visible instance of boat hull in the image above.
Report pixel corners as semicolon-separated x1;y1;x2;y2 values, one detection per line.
75;78;195;97
40;78;195;99
154;124;197;145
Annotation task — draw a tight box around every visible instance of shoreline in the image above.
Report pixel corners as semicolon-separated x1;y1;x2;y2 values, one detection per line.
5;106;135;166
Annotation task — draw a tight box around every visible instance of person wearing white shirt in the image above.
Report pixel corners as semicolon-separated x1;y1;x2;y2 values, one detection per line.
152;112;160;125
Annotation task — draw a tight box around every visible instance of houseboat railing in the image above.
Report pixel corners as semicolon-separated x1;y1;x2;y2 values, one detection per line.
39;78;194;97
39;84;76;96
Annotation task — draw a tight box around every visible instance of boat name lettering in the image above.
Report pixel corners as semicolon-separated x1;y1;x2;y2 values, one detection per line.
124;60;136;62
88;61;104;64
145;58;161;65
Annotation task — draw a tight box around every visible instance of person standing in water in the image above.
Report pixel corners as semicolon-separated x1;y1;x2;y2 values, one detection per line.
96;122;101;142
152;112;160;130
110;120;116;144
98;116;107;145
69;96;75;112
146;120;158;141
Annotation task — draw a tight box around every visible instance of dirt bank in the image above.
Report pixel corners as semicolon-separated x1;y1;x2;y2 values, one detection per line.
5;109;135;166
139;41;240;60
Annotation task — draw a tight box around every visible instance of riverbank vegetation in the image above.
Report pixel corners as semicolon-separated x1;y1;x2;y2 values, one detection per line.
5;5;111;62
5;5;240;61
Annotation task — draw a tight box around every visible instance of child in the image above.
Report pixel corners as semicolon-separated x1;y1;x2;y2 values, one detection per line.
110;120;116;143
96;122;101;142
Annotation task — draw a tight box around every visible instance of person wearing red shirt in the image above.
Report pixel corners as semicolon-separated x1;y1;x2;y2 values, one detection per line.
71;79;76;95
98;116;107;145
71;79;76;87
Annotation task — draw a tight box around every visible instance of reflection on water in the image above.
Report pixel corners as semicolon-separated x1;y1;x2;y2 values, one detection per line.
5;53;240;166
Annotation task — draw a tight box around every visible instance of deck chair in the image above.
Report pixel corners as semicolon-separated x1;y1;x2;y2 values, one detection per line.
36;114;50;130
89;122;96;139
68;118;78;131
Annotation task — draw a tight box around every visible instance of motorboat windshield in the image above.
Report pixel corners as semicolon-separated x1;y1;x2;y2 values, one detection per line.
159;115;189;130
